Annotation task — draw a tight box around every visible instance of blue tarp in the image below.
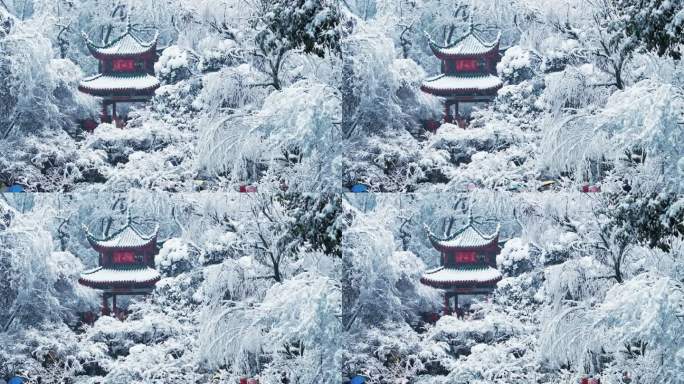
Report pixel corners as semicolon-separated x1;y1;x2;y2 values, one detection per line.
6;185;24;193
8;377;26;384
350;184;368;193
350;376;366;384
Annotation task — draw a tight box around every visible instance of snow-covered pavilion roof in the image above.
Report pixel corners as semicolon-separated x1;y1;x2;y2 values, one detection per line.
428;25;500;59
420;265;502;288
83;25;158;59
78;73;160;97
426;218;499;251
84;219;158;251
79;266;161;289
420;74;502;97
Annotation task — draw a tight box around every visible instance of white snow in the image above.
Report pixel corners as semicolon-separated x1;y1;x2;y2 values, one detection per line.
422;74;503;91
496;238;530;271
156;238;191;268
422;266;503;284
80;266;161;284
431;32;499;56
431;224;498;248
79;73;160;92
155;46;189;75
88;31;157;56
87;225;157;248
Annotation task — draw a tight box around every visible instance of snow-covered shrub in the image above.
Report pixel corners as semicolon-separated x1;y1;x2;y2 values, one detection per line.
48;251;100;316
156;238;198;277
0;129;101;190
87;315;182;357
441;339;541;384
97;143;194;192
0;204;96;329
155;45;194;85
197;79;340;191
193;63;268;113
543;78;683;183
497;46;537;85
256;79;340;159
494;80;544;118
84;121;182;165
494;272;544;312
593;79;684;180
197;37;244;73
199;271;341;383
542;231;578;266
497;238;538;277
343;130;425;191
199;256;266;303
1;323;98;382
101;341;201;384
0;11;96;139
391;58;442;131
344;206;440;326
616;0;684;59
201;231;245;265
542;256;609;305
540;272;684;383
153;270;205;313
428;124;514;166
540;36;583;73
152;78;203;120
440;147;536;191
344;322;426;381
342;27;404;135
426;313;524;353
539;64;612;115
539;112;610;182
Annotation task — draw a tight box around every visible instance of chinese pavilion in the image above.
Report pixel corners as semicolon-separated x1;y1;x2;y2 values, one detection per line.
421;216;502;315
421;18;503;127
78;20;160;126
79;215;161;316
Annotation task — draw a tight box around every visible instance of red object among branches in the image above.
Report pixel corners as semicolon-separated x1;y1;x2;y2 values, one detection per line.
81;119;98;132
424;119;441;133
239;185;258;193
581;184;601;193
239;379;259;384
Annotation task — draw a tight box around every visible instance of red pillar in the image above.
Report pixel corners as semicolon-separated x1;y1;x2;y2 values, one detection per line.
101;294;110;316
443;102;452;123
443;293;451;315
101;101;110;123
112;102;119;127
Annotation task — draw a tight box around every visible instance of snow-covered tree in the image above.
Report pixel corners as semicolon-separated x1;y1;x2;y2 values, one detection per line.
616;0;684;60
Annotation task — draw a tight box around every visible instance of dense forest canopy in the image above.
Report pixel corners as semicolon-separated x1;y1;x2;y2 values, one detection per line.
0;0;682;383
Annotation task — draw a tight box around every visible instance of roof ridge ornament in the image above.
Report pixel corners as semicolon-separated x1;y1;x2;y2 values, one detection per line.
82;223;94;238
126;12;132;33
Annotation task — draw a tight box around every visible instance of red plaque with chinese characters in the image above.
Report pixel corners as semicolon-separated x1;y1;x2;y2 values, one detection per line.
112;59;135;72
112;251;136;264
